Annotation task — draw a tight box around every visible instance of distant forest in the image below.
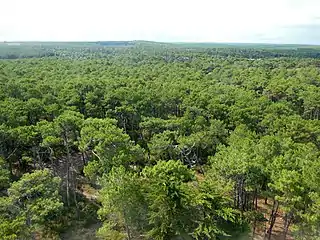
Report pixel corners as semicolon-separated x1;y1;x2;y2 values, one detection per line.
1;41;320;59
0;41;319;240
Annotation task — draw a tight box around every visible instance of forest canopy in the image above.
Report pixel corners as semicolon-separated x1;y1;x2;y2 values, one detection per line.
0;41;319;239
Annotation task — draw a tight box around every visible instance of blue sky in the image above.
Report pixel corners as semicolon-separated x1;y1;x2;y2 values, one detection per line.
1;0;319;44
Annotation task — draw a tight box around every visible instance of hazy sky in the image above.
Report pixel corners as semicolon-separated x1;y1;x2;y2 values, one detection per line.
1;0;319;44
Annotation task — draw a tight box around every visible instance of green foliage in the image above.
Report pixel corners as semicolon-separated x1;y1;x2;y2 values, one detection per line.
80;118;145;180
192;180;238;239
1;43;320;239
98;166;147;239
142;160;195;239
0;169;63;239
97;160;241;240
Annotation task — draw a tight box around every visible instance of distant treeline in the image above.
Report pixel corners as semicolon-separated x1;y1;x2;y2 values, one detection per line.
0;41;320;59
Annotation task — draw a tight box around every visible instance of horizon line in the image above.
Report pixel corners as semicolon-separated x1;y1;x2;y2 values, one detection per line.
0;40;319;46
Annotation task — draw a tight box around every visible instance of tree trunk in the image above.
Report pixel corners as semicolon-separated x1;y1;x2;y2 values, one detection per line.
243;190;247;211
71;162;79;218
239;177;245;216
123;213;131;240
64;136;71;207
283;211;293;240
125;223;131;240
252;189;258;210
266;200;279;240
9;159;13;178
81;151;86;166
121;113;127;133
6;148;17;177
49;147;54;172
234;183;238;208
36;149;42;169
32;147;37;169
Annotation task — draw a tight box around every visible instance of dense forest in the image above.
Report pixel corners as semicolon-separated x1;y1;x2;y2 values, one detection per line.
0;42;319;240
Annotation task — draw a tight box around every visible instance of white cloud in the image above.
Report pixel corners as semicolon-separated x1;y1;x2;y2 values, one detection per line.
0;0;319;43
